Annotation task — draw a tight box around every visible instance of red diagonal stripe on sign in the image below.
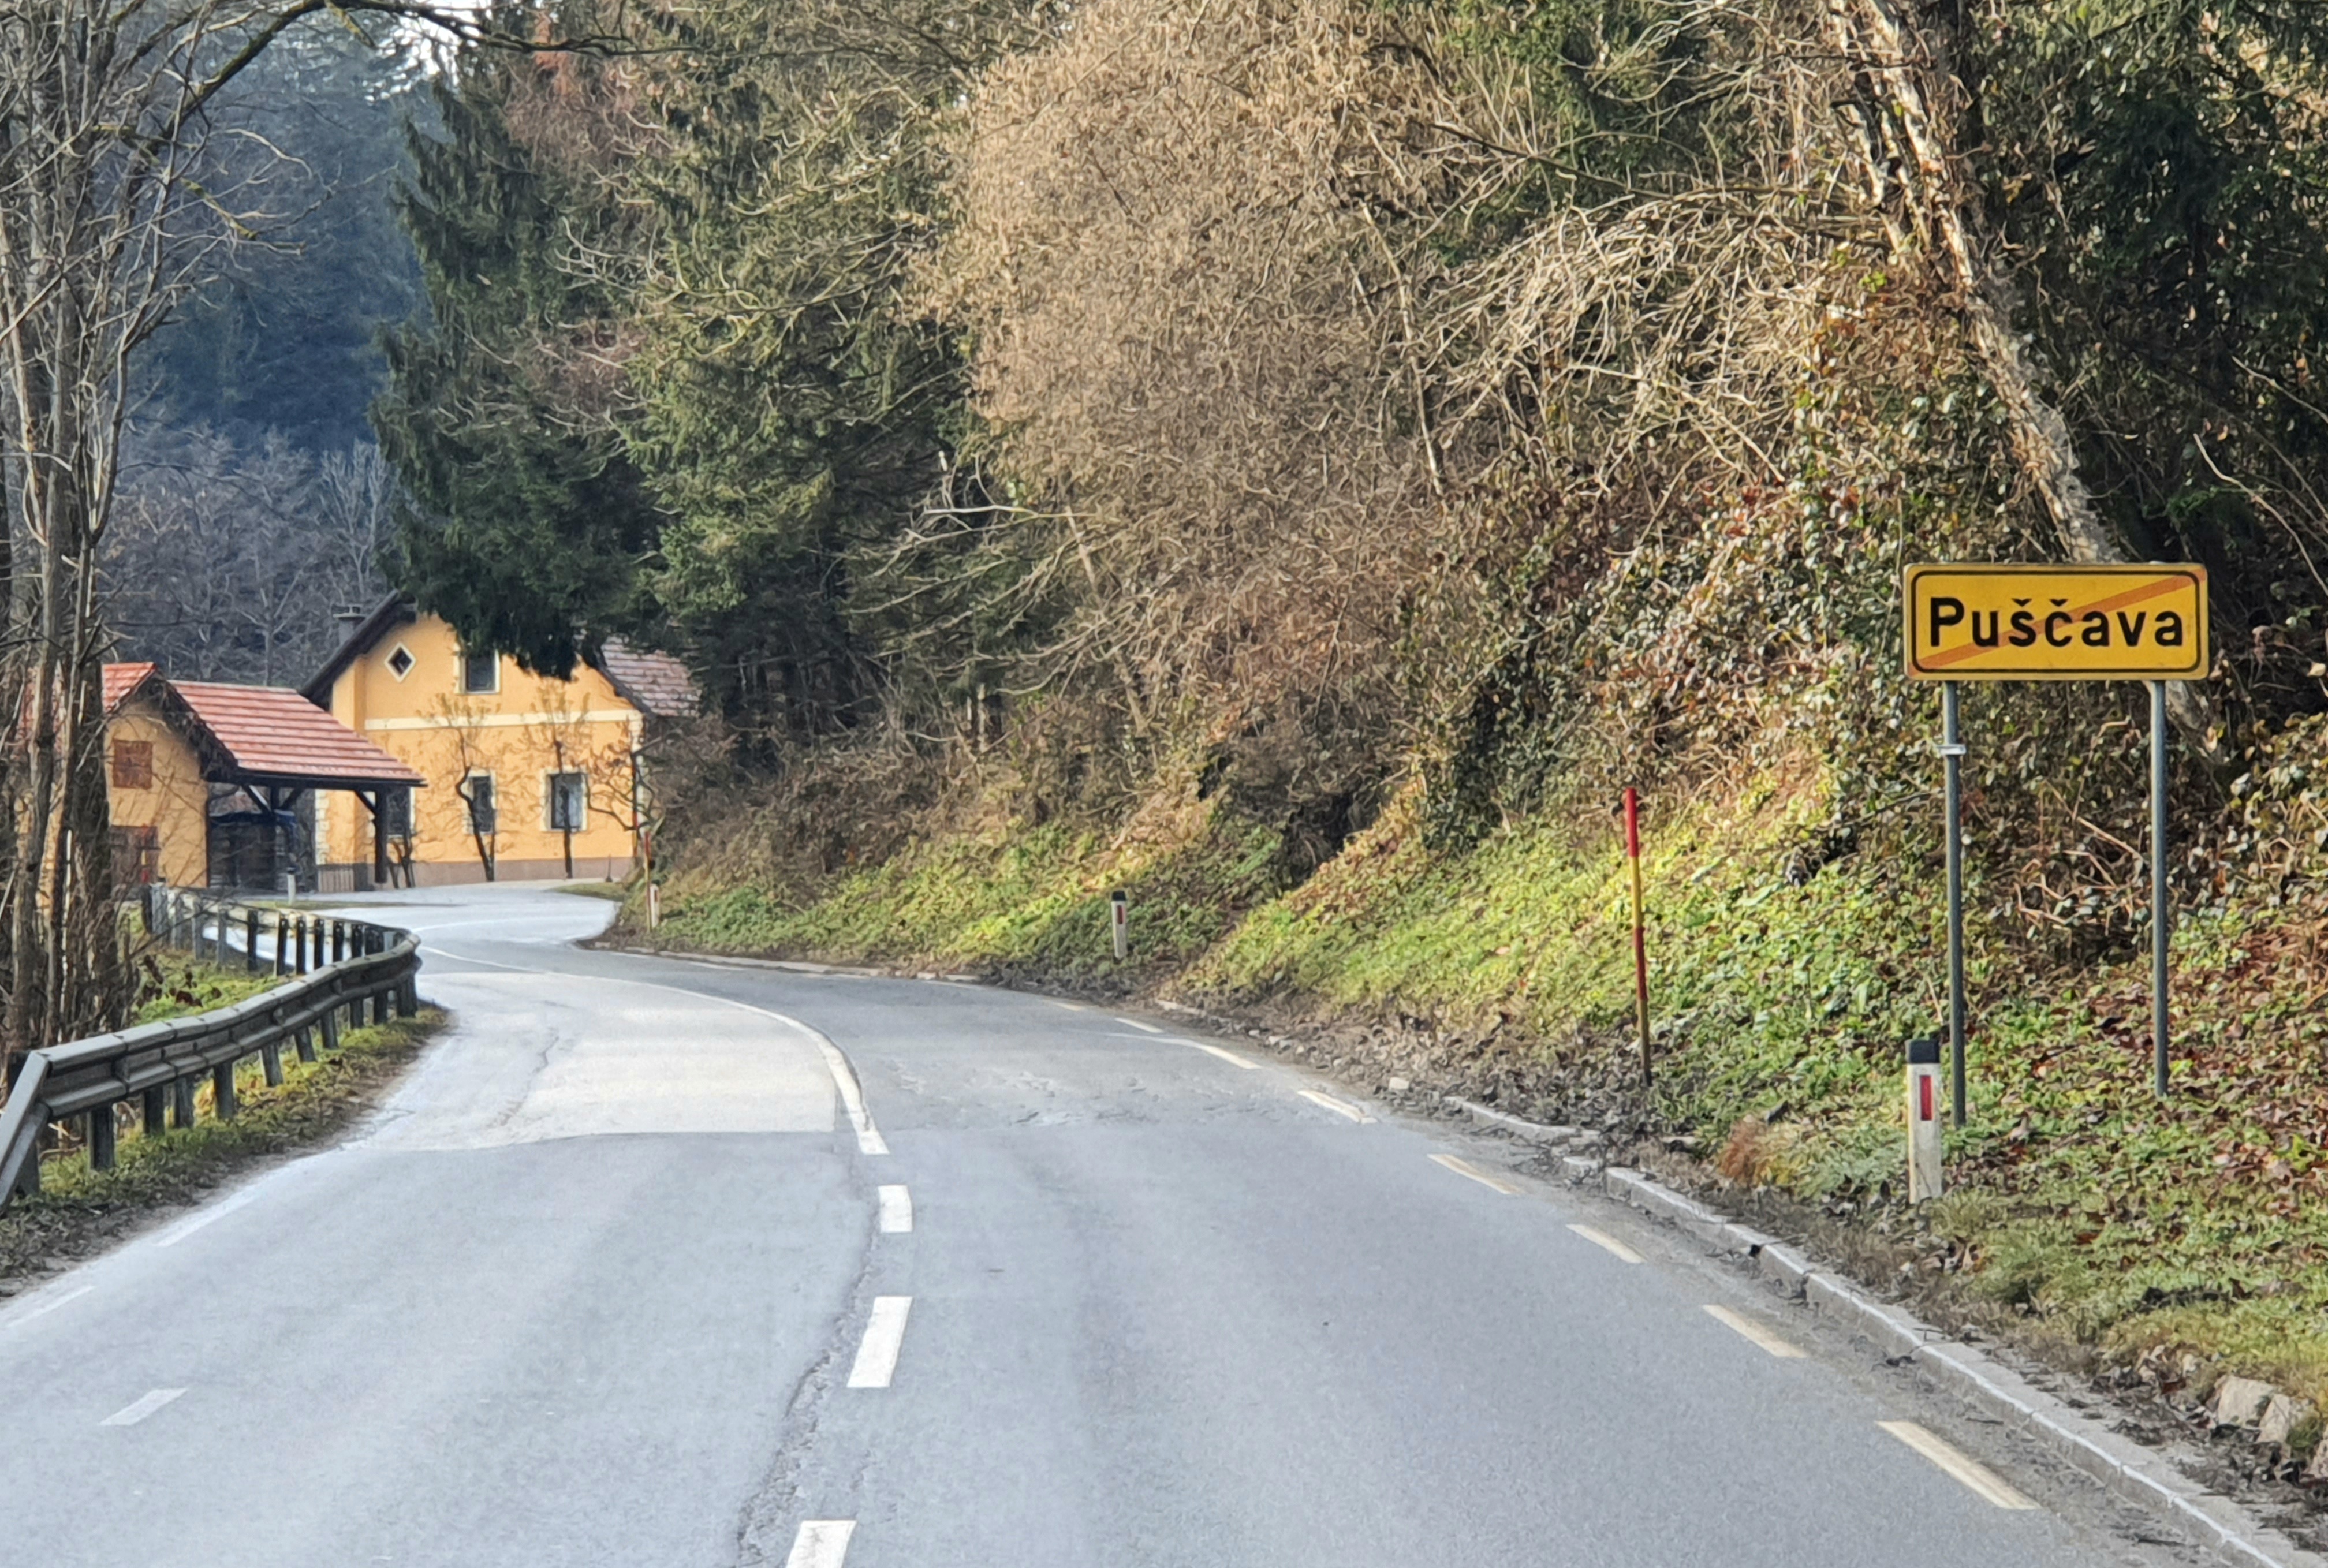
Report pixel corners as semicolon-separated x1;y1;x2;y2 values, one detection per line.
1920;574;2188;670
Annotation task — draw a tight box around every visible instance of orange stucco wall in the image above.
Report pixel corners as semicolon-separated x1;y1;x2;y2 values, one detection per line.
105;701;209;887
318;613;643;878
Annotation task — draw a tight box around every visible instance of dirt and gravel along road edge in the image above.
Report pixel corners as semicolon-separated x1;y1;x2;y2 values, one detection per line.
0;1007;446;1299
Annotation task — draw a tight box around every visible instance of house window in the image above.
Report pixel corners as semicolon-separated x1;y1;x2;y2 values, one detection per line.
462;772;497;834
110;740;154;789
460;649;499;695
386;645;415;680
546;771;588;832
376;786;413;838
110;826;158;887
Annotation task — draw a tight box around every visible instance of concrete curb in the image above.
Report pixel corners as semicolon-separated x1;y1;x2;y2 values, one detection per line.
1579;1158;2323;1568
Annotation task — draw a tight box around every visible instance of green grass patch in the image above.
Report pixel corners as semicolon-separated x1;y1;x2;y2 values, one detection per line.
641;802;1289;989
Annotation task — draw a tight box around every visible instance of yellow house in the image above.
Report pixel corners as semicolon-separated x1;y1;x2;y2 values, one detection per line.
303;599;696;886
104;662;427;891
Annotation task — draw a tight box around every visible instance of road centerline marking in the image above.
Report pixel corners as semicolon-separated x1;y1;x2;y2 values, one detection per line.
1299;1089;1375;1123
1430;1153;1521;1194
1567;1223;1644;1263
784;1520;856;1567
1115;1017;1163;1033
846;1296;913;1388
1703;1303;1805;1357
1878;1420;2036;1509
878;1185;913;1234
102;1388;185;1427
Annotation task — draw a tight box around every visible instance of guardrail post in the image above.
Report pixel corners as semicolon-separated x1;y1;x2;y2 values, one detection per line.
88;1106;115;1172
244;910;259;974
320;1009;341;1055
171;1078;196;1129
310;918;324;972
332;920;345;965
141;883;155;934
294;917;309;975
274;914;288;977
295;1024;316;1063
260;1035;284;1087
143;1088;166;1138
212;1062;237;1119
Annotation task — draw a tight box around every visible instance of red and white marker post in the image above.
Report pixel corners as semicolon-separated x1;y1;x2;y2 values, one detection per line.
1624;788;1651;1088
1907;1036;1945;1201
1110;890;1129;962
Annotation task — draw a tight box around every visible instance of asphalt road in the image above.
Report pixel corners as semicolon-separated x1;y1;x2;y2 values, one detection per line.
0;884;2207;1566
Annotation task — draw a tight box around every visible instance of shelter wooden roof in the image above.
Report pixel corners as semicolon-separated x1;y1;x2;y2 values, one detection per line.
106;664;423;793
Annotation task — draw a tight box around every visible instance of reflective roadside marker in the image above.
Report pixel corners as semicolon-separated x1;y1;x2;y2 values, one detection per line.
1110;890;1129;961
1907;1036;1943;1201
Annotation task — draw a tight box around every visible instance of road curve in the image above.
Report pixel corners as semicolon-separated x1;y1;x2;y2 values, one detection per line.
0;885;2198;1567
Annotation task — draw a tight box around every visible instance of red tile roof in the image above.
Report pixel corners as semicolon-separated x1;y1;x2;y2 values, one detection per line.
169;682;424;789
103;662;159;713
594;640;698;718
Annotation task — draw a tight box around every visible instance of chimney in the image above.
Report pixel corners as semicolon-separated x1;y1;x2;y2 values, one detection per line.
333;606;367;641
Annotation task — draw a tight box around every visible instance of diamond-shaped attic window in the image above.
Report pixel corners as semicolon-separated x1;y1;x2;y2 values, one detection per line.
386;645;415;680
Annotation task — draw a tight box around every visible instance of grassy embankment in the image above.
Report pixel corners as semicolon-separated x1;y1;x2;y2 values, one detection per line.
632;752;2328;1414
0;953;443;1287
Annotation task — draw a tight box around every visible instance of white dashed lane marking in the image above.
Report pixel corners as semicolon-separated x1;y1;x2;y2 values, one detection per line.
878;1185;913;1234
1703;1303;1804;1358
2;1284;91;1328
846;1297;913;1389
1430;1153;1521;1195
1566;1224;1644;1264
102;1388;185;1427
1298;1089;1375;1123
1878;1420;2036;1509
154;1189;259;1248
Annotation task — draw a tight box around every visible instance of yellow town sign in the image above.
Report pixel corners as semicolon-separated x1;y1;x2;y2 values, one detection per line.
1902;563;2209;682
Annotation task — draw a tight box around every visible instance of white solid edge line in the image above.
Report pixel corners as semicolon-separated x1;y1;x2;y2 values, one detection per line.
1115;1016;1164;1033
1430;1153;1521;1195
1878;1420;2038;1509
1189;1041;1260;1070
1051;1000;1085;1011
1567;1223;1645;1263
101;1388;186;1427
2;1283;92;1328
877;1185;913;1234
846;1296;913;1389
1703;1303;1806;1358
784;1519;857;1568
1298;1089;1374;1123
154;1189;260;1249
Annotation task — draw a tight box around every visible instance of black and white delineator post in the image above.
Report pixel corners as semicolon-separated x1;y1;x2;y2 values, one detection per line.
1907;1036;1944;1202
1110;890;1128;961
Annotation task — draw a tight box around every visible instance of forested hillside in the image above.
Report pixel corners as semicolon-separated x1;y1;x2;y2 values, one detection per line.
385;0;2328;1408
107;25;429;685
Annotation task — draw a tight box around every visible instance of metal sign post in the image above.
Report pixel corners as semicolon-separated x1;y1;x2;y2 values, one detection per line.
1904;562;2210;1117
2151;681;2170;1097
1939;686;1967;1127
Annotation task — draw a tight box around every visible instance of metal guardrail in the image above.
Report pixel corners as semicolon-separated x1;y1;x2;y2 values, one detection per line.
0;887;423;1204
